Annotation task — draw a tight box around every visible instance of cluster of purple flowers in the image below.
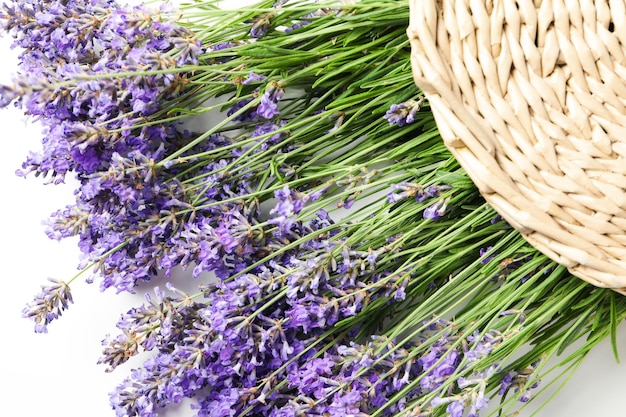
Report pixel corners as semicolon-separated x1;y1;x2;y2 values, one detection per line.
100;267;531;417
228;80;285;124
422;198;450;220
42;130;284;295
1;0;201;182
499;361;542;403
257;82;285;119
387;182;447;204
8;1;548;416
388;181;452;220
21;278;73;333
383;97;425;127
11;1;310;344
249;13;274;38
0;0;199;332
98;205;413;416
4;0;278;310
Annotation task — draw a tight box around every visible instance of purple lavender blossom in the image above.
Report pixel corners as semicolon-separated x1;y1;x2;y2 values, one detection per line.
480;246;496;264
425;329;505;416
42;143;252;293
2;0;269;298
491;214;505;224
338;194;355;209
268;185;309;233
387;182;450;204
419;347;460;391
423;199;448;220
257;82;285;119
465;330;504;362
102;264;518;417
2;0;202;182
242;70;267;85
418;185;443;202
383;97;425;127
101;209;423;416
203;40;245;64
253;121;288;151
272;185;307;216
500;309;526;324
447;400;465;417
249;13;273;38
470;391;489;416
22;278;73;333
499;361;541;403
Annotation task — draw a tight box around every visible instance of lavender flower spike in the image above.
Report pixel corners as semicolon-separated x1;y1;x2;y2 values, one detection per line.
22;278;73;333
384;96;425;127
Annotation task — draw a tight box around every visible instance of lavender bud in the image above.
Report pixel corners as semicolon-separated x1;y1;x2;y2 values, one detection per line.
423;199;446;220
257;82;284;119
249;13;273;38
383;97;425;127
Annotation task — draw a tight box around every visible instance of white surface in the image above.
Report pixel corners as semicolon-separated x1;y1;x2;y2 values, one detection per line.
1;5;626;417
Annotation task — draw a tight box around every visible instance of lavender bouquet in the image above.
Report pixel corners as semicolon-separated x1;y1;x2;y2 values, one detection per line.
2;0;625;416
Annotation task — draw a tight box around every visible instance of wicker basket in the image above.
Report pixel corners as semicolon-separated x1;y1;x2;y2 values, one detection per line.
408;0;626;293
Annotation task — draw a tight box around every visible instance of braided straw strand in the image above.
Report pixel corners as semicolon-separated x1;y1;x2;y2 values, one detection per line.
408;0;626;293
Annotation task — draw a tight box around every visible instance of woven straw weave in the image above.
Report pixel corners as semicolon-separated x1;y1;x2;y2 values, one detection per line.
408;0;626;293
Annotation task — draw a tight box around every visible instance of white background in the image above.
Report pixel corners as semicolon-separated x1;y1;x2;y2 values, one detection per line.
1;1;626;417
